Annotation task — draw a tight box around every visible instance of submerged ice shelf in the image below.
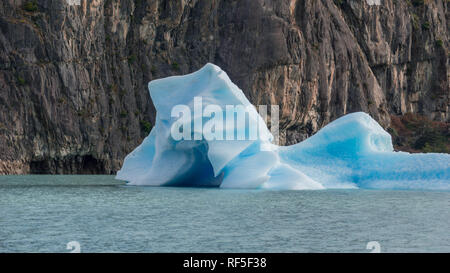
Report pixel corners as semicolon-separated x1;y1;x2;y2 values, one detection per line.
116;64;450;190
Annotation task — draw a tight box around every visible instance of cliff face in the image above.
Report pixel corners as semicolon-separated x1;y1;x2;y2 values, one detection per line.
0;0;448;174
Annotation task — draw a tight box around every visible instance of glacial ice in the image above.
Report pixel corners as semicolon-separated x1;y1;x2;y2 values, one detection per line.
116;63;450;190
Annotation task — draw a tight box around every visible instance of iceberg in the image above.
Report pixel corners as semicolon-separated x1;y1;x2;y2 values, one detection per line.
116;63;450;190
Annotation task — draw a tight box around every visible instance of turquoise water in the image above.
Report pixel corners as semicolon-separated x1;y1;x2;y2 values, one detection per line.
0;175;449;253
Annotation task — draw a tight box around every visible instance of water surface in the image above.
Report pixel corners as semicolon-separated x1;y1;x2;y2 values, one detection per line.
0;175;449;252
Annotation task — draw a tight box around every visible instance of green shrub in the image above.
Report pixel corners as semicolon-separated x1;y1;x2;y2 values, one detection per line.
387;127;398;138
413;129;449;153
334;0;344;6
23;1;38;12
120;111;128;118
411;13;420;30
412;0;425;7
77;110;86;117
17;76;26;85
140;120;152;134
128;55;137;64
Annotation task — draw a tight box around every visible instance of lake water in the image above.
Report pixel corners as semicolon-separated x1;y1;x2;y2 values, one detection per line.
0;175;449;253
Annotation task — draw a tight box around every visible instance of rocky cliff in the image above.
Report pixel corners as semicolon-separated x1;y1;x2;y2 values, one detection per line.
0;0;448;174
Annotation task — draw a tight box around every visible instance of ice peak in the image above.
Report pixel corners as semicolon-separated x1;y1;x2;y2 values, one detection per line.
117;64;450;190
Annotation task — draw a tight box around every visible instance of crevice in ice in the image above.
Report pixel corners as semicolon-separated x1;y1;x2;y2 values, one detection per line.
163;141;224;187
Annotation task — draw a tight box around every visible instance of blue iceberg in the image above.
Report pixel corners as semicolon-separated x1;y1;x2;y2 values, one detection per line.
116;64;450;190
